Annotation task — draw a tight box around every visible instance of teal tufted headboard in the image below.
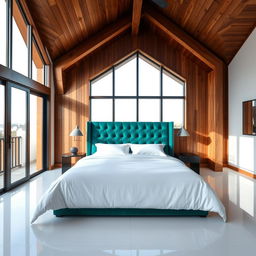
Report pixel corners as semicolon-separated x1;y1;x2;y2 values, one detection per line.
86;122;174;156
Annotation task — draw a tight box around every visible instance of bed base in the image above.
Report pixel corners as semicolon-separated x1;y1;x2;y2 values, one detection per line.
53;208;208;218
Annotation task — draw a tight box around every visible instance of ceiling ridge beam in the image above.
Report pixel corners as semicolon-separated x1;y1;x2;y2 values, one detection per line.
55;14;132;94
132;0;143;36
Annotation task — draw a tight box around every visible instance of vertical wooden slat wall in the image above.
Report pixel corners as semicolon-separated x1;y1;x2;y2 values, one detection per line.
55;25;221;166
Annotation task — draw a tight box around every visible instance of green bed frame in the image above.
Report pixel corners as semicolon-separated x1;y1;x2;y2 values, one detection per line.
54;208;208;217
54;122;208;218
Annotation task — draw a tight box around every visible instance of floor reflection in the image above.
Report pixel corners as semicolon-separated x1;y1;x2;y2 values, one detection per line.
0;168;256;256
31;216;224;256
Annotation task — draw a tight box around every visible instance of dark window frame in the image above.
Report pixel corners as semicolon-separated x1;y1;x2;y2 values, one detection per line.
32;35;46;85
4;0;47;85
89;52;186;127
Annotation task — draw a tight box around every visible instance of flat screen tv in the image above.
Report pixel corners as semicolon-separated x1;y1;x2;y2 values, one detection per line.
243;100;256;135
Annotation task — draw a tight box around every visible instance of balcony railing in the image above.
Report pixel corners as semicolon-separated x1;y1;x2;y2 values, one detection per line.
0;136;22;173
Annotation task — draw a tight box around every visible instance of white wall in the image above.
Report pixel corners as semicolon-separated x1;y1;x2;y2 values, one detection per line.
228;28;256;174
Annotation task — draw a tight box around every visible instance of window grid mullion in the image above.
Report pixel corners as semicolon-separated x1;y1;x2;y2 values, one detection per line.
7;0;12;69
89;52;185;126
28;25;32;78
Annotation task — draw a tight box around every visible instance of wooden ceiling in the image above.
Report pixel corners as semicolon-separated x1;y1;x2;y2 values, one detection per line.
154;0;256;63
26;0;132;59
26;0;256;63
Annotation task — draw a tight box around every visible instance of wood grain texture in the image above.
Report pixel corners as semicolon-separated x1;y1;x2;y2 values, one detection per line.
55;14;132;94
18;0;50;64
132;0;143;36
143;9;226;171
26;0;256;63
54;25;218;167
26;0;132;59
153;0;256;63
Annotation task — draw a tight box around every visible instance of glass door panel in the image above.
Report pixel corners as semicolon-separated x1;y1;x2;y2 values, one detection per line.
11;87;27;184
0;84;4;190
30;95;43;175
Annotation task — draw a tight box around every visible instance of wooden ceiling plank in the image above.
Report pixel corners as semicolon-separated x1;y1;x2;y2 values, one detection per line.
132;0;143;36
55;14;132;94
62;0;85;42
189;0;216;34
144;5;222;68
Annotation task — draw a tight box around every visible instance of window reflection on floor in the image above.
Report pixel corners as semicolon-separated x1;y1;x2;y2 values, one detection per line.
239;176;255;217
103;249;176;256
228;171;238;205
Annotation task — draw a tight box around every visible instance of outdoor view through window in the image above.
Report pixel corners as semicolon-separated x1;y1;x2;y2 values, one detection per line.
0;0;45;188
90;53;185;127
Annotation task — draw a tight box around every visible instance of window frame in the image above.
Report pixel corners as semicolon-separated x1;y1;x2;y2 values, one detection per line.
31;35;46;85
89;52;186;127
3;0;47;85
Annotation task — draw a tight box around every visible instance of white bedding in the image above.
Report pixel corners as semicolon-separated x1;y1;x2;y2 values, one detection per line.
32;155;226;223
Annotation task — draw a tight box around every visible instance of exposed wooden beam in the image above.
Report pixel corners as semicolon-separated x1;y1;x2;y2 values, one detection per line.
132;0;143;36
144;5;227;171
54;15;132;94
144;4;223;68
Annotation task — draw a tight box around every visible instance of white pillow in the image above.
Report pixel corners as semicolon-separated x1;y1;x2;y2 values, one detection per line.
130;144;166;156
94;143;130;156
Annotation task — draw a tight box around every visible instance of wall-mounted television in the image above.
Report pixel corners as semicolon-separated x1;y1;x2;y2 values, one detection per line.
243;100;256;135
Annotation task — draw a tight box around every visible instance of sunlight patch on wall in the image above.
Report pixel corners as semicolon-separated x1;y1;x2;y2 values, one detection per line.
239;136;254;171
228;136;238;165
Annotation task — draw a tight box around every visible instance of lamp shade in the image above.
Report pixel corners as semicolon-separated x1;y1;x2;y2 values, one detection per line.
70;126;83;136
177;127;190;137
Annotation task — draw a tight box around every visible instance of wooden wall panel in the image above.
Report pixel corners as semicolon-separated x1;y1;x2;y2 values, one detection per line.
55;25;213;165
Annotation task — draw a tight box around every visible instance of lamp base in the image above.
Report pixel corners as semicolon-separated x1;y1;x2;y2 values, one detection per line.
70;147;78;155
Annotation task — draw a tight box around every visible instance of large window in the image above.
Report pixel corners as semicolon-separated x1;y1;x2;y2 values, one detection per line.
90;53;185;128
32;39;45;84
12;0;28;76
0;0;7;66
0;0;48;86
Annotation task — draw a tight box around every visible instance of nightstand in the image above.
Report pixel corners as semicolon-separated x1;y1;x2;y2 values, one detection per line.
176;153;200;174
62;153;86;174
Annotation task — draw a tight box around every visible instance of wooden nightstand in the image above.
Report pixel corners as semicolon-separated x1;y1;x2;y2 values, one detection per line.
62;153;86;174
176;153;200;174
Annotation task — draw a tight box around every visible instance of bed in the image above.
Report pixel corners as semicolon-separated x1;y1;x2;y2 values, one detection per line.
31;122;226;223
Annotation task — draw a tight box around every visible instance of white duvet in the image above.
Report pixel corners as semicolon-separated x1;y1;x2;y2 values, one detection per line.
32;155;226;223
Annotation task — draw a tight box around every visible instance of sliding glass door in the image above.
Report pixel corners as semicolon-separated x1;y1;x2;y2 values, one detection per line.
0;82;5;191
30;94;43;175
0;82;47;193
9;85;29;186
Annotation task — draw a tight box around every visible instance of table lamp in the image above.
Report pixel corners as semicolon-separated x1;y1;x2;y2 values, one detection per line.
69;125;83;155
177;126;190;137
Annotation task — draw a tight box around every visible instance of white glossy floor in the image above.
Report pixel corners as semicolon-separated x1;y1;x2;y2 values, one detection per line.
1;167;256;256
0;162;37;188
